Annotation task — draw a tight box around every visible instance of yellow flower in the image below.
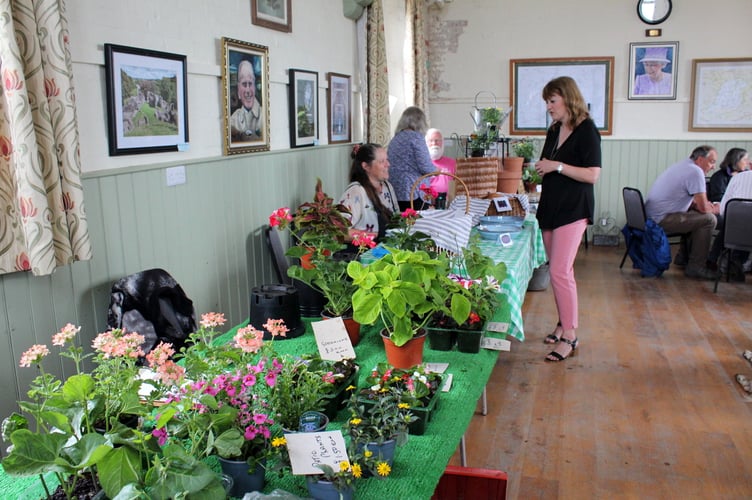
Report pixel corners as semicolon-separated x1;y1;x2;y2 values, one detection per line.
398;402;410;409
349;418;362;425
271;436;287;447
352;463;362;478
346;384;357;391
364;450;373;458
379;387;388;393
339;461;350;472
376;461;391;476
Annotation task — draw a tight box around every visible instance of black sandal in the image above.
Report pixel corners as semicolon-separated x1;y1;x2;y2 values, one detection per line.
545;337;578;362
543;321;562;344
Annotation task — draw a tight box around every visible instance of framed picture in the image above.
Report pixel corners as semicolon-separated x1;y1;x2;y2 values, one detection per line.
628;42;678;100
104;44;188;156
509;57;614;136
251;0;292;33
689;58;752;132
326;73;351;144
288;69;318;148
222;37;270;155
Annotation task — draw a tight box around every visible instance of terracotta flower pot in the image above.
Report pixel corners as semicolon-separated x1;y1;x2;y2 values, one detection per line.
321;312;360;346
380;329;426;369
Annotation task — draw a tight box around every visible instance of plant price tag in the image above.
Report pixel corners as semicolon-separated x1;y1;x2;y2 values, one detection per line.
485;321;508;333
481;337;511;351
311;318;356;361
285;430;349;475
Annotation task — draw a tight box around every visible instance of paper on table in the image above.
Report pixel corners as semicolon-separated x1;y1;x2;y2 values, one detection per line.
312;317;356;361
285;430;349;475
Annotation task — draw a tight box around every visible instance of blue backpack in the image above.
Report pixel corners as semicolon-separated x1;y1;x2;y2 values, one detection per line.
621;219;671;277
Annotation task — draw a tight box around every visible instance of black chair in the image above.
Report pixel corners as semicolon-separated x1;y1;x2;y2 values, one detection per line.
265;225;292;285
619;187;684;269
713;198;752;293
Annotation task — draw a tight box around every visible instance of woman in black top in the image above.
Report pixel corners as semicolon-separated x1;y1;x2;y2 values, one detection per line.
534;76;601;362
707;148;749;202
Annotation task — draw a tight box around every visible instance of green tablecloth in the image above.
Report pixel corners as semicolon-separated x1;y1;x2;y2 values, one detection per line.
480;215;547;342
213;319;503;500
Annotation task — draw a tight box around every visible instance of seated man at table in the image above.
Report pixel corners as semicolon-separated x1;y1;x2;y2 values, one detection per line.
425;128;456;209
644;145;720;280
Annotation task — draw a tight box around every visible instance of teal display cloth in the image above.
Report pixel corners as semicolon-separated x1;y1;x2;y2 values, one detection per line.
479;215;547;341
212;319;504;499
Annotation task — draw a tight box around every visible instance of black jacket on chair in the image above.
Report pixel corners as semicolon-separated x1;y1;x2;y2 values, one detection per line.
106;268;197;356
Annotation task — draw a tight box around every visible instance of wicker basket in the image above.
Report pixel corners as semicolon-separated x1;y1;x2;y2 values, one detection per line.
410;171;471;213
454;157;500;199
485;193;527;217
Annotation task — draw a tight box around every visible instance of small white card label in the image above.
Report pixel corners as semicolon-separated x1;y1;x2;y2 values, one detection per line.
424;362;449;374
485;321;509;333
285;430;349;475
481;337;511;351
311;318;356;361
441;373;453;392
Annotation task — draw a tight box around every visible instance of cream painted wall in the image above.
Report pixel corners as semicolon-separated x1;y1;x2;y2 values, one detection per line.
427;0;751;141
67;0;358;172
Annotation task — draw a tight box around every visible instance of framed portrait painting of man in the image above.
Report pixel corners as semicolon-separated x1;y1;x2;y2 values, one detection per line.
222;38;270;155
326;73;351;144
288;69;318;148
628;41;679;100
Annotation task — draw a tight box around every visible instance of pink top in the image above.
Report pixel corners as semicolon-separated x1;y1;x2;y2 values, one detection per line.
429;156;457;193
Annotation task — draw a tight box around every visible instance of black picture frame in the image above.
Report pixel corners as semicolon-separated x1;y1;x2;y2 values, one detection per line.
104;44;189;156
288;69;318;148
222;38;271;155
628;41;679;100
326;73;351;144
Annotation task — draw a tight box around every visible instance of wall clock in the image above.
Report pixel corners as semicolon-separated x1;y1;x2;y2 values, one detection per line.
637;0;672;25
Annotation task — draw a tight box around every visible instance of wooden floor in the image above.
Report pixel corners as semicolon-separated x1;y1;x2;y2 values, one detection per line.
450;244;752;499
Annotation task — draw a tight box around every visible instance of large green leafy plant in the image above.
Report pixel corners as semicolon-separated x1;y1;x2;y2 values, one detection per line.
347;247;469;346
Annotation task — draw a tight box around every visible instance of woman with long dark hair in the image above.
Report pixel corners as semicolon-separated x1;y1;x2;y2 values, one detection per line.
339;143;398;242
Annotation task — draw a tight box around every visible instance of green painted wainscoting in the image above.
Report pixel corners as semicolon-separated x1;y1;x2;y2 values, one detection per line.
0;138;750;453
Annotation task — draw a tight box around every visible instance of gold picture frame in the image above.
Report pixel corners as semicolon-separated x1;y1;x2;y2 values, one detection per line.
221;37;270;155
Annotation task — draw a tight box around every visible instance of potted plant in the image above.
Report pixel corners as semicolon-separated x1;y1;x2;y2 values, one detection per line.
346;246;468;368
270;180;372;344
512;138;537;163
302;354;359;420
344;386;416;475
266;353;330;432
358;363;442;435
1;324;223;499
522;164;543;192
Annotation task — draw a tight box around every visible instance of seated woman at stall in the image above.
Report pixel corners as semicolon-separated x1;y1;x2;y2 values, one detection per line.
339;143;399;245
707;147;749;202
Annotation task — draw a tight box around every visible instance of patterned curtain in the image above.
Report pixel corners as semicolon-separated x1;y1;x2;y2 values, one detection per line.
0;0;91;276
366;0;390;145
408;0;429;121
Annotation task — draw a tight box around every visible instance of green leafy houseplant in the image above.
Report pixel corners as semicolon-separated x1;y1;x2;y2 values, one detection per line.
522;164;543;186
266;354;330;431
270;179;375;317
360;363;442;409
347;247;470;347
512;137;539;162
1;324;223;499
344;387;416;448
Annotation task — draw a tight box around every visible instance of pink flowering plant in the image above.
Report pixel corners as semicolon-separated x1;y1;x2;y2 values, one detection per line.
153;316;291;472
381;208;434;252
2;324;221;499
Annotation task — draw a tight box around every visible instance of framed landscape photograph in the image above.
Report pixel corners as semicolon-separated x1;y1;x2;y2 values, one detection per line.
104;44;188;156
251;0;292;33
509;57;614;136
288;69;318;148
628;41;678;100
689;57;752;132
326;73;351;144
222;38;270;155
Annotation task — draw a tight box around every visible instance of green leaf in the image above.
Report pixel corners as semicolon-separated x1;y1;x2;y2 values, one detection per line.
2;429;69;475
351;290;381;325
61;432;112;468
450;293;471;324
98;445;142;498
62;373;95;403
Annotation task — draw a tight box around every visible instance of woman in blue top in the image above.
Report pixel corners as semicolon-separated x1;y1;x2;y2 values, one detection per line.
387;106;436;211
534;76;601;362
